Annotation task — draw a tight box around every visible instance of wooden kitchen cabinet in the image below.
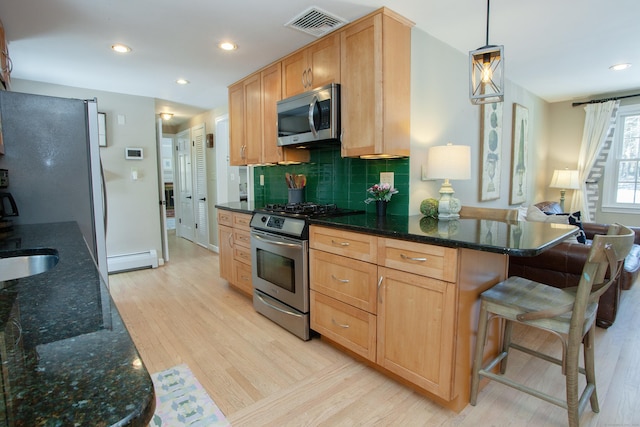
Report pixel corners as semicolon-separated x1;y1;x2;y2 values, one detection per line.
282;33;340;98
309;225;505;412
218;223;233;283
340;9;413;158
228;74;261;166
376;266;456;400
261;62;310;165
217;210;253;296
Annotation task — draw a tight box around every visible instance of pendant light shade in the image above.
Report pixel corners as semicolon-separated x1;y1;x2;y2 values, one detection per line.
469;0;504;104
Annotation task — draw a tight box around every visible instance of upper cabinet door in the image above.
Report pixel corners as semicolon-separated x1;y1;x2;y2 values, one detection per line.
261;62;282;164
228;81;245;166
340;10;412;158
282;33;340;98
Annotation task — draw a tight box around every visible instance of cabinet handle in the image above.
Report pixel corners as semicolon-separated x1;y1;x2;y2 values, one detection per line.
400;253;427;262
307;67;313;87
331;274;349;283
302;69;307;88
331;318;350;329
331;239;350;247
241;144;246;159
378;276;384;303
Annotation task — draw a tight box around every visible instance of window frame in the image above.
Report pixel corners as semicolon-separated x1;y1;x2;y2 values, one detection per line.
602;103;640;213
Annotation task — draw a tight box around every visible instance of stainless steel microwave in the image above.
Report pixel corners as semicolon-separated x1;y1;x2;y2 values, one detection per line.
277;83;340;147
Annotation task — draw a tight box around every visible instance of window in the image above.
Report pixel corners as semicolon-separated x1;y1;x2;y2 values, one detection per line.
603;104;640;211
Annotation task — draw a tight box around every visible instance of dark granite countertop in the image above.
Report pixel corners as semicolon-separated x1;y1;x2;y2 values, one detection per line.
309;214;577;256
0;222;154;426
215;202;576;256
215;201;256;214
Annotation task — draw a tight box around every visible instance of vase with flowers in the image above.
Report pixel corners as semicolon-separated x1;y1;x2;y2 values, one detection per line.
365;183;398;216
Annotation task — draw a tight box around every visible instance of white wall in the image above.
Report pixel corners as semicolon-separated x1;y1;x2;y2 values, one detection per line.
10;79;164;262
408;28;550;215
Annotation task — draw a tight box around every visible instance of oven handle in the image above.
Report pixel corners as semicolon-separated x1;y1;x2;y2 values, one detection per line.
252;233;303;249
256;292;304;318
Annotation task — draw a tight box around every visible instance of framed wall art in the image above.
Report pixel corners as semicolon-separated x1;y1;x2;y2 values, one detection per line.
479;102;503;201
509;103;529;205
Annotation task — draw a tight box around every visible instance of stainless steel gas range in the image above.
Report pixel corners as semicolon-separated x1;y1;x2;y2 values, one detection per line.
250;203;363;340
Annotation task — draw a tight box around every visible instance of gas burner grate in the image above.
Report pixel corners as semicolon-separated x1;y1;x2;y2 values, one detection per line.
261;202;346;217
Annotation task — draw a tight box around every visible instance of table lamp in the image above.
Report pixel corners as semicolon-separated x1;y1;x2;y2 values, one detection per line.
549;169;579;212
426;143;471;219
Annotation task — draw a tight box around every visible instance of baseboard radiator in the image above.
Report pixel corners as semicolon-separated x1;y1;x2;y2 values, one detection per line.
107;249;159;274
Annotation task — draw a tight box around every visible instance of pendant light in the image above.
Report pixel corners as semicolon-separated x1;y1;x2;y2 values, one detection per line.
469;0;504;104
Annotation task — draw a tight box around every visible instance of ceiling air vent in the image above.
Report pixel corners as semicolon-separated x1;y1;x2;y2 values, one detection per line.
285;7;348;38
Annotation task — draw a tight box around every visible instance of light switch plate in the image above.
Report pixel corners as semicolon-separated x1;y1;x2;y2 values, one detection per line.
380;172;394;189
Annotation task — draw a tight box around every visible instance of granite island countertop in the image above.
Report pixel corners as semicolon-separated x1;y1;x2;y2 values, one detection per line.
309;214;577;256
0;222;154;426
215;202;577;256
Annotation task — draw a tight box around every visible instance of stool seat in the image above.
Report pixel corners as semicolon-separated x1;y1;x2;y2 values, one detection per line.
481;277;598;336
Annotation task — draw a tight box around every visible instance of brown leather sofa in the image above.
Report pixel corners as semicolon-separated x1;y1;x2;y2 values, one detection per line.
508;201;640;328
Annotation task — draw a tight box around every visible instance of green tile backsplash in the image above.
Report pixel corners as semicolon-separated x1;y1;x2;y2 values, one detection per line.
253;146;409;215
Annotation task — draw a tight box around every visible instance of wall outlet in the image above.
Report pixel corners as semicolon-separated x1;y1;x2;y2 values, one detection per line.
380;172;394;189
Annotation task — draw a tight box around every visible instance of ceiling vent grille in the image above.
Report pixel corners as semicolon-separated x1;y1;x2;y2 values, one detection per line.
285;7;348;38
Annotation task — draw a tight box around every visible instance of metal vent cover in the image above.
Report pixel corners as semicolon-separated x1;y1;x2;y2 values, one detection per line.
285;7;348;37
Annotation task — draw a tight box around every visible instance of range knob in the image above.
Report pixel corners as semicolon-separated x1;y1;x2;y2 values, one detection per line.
261;215;268;223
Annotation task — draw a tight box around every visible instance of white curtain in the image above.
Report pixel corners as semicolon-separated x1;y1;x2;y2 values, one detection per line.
570;100;619;222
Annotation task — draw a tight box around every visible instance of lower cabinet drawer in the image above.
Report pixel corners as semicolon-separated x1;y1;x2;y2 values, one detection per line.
310;249;378;313
311;291;376;362
233;261;253;296
234;245;251;265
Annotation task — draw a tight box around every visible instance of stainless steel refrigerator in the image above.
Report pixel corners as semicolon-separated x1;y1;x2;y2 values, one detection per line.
0;91;108;283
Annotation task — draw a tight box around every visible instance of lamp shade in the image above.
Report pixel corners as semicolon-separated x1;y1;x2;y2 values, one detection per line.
549;169;580;189
426;144;471;180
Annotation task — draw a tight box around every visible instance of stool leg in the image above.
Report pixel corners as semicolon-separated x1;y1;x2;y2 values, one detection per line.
470;301;489;405
584;325;599;413
566;332;582;427
500;319;513;374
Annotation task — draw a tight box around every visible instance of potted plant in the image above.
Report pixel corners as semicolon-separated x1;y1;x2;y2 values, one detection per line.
365;183;398;216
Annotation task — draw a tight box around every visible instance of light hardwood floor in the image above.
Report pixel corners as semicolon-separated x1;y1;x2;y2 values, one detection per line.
109;233;640;426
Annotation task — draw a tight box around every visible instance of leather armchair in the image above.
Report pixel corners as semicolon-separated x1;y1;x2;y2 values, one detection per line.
508;202;640;328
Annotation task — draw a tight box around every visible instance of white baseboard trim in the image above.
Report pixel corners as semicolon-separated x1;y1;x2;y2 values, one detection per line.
107;249;159;274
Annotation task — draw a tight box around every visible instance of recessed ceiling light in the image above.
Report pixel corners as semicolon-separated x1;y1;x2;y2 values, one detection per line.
111;43;132;53
609;63;632;71
176;79;190;85
218;42;238;51
160;113;173;120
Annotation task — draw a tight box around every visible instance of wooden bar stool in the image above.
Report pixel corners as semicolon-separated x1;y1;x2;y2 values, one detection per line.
470;224;634;427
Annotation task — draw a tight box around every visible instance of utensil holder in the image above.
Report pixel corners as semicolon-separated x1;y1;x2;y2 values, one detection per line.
288;188;305;204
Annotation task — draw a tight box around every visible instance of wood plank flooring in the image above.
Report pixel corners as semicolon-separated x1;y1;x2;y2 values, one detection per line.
108;232;640;426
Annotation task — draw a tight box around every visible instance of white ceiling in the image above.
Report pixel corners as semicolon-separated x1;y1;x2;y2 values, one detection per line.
2;0;639;125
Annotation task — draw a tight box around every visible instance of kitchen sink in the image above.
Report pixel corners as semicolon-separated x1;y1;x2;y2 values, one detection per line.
0;248;59;282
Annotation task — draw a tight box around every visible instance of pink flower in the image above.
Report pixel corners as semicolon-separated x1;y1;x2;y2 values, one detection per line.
365;182;398;204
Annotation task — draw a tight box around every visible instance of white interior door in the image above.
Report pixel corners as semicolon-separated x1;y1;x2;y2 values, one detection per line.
192;124;209;248
176;129;195;241
156;118;170;262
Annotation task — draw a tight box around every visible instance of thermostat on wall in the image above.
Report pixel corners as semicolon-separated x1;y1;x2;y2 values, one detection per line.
125;147;144;160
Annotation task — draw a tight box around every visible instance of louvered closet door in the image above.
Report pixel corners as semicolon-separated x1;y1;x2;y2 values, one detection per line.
192;124;209;248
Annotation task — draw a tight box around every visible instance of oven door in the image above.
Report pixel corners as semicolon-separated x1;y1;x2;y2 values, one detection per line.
250;229;308;313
